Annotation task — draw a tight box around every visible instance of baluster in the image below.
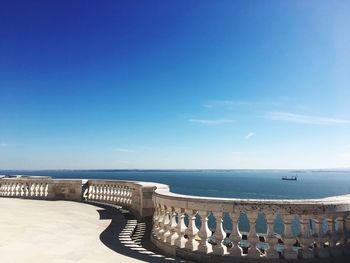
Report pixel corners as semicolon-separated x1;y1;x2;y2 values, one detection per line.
167;208;178;245
24;183;29;197
157;205;166;240
247;212;261;258
111;185;116;202
40;183;45;197
324;216;333;256
44;183;49;197
330;214;343;257
174;208;187;248
315;216;330;258
162;207;171;242
30;183;35;197
265;214;280;259
95;185;100;200
10;183;15;196
35;183;40;197
152;205;161;234
116;185;121;203
197;210;212;254
211;211;226;255
15;183;20;196
184;209;199;251
88;184;93;200
126;187;131;204
228;212;243;257
282;215;298;259
299;216;314;259
343;214;350;255
120;186;125;203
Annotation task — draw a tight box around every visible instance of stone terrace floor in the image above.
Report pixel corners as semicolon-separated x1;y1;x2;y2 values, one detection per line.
0;198;184;263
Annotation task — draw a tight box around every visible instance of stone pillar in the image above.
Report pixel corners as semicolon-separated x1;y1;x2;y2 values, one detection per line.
299;216;315;259
330;215;343;257
247;212;261;258
342;214;350;255
197;210;212;254
174;208;187;248
282;215;298;259
315;216;330;258
167;209;178;245
162;208;171;242
265;214;280;259
228;212;243;257
184;209;199;251
212;211;227;255
157;205;166;240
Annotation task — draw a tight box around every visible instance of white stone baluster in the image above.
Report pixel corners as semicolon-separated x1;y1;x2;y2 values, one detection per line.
299;216;315;259
247;211;261;258
30;183;35;197
166;209;178;245
111;185;116;202
211;211;226;255
24;183;29;197
162;207;171;242
15;183;20;196
282;215;298;259
157;205;166;240
315;216;330;258
343;214;350;255
330;214;343;257
184;209;199;251
266;214;280;259
228;212;243;257
10;183;15;196
197;210;212;254
174;208;187;248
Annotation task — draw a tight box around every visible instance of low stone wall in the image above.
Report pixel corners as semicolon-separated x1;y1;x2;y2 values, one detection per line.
0;176;168;218
0;177;82;201
82;179;169;219
2;175;350;262
152;189;350;261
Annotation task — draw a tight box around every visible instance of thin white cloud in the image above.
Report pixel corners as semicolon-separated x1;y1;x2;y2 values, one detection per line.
264;112;350;125
188;119;235;125
245;132;254;139
345;144;350;149
115;148;136;153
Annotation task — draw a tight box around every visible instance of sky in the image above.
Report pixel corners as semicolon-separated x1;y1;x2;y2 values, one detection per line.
0;0;350;170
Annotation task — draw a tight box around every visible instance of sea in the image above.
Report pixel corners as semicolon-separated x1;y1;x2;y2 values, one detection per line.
1;169;350;199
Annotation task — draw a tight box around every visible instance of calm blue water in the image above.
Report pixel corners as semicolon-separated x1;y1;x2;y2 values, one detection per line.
1;170;350;199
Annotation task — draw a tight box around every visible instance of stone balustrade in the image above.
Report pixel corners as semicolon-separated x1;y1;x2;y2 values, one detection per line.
1;175;350;261
0;176;82;201
83;179;169;218
152;189;350;261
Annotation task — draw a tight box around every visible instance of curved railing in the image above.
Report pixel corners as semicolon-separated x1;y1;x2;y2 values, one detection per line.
0;176;168;218
83;179;169;218
2;175;350;261
152;188;350;261
0;176;82;201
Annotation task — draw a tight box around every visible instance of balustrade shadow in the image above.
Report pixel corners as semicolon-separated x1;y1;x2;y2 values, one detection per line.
88;202;186;263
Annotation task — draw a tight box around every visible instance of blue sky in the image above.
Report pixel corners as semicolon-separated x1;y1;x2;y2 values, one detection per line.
1;1;350;169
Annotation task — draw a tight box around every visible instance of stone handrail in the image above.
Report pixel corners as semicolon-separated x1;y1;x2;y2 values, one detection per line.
83;179;169;218
0;176;168;219
1;175;350;261
0;177;82;201
152;188;350;261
